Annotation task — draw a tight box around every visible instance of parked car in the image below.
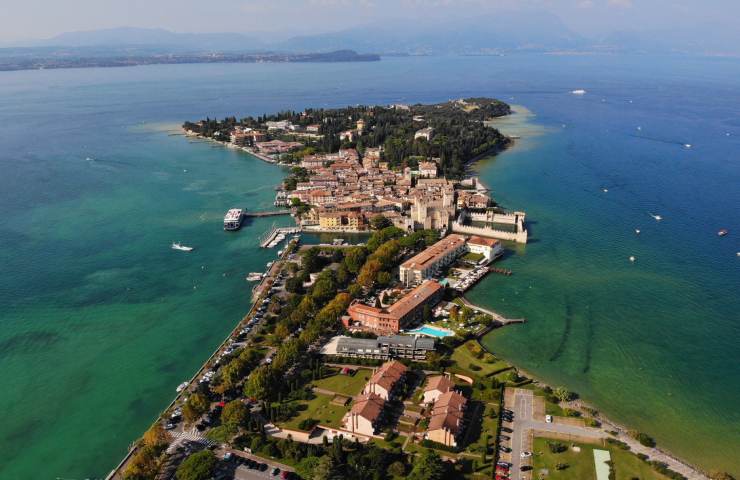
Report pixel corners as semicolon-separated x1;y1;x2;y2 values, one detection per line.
545;415;553;423
272;467;281;476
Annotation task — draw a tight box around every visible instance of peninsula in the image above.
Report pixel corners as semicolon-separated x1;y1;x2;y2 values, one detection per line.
109;99;715;480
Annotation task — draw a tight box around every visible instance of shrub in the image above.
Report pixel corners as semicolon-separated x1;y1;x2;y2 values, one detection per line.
606;438;630;450
632;431;656;447
548;441;567;454
298;418;319;431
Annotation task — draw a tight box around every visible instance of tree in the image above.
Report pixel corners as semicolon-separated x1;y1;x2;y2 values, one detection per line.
553;386;575;403
709;472;736;480
123;445;162;480
370;214;392;230
296;456;322;480
343;246;368;274
222;400;249;428
286;277;304;294
244;365;272;400
376;271;392;286
142;423;167;448
388;461;406;476
357;259;381;288
182;393;209;423
313;456;338;480
409;449;447;480
175;450;216;480
274;323;290;341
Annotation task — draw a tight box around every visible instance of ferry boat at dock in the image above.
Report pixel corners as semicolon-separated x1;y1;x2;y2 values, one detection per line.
224;208;245;231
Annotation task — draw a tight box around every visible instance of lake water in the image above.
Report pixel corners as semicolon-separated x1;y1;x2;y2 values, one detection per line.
0;55;738;478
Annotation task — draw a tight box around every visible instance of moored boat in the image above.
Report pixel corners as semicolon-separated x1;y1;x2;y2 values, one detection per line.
224;208;245;231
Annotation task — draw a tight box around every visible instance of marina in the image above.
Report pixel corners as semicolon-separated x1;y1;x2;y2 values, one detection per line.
259;223;302;248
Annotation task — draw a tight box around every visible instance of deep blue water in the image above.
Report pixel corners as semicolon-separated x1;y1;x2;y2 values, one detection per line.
0;54;738;477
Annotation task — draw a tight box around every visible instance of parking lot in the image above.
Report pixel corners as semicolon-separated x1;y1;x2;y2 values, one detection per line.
498;388;605;480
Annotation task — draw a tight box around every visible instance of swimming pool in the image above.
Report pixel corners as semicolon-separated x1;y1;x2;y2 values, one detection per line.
406;324;455;338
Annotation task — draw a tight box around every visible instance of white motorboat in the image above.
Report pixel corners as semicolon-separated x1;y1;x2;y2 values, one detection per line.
649;213;663;221
571;89;587;95
176;382;188;393
172;242;194;252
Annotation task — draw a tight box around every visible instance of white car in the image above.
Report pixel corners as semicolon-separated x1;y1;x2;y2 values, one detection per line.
521;451;532;458
545;415;553;423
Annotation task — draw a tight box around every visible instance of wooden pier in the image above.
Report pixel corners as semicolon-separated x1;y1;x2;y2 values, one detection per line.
489;267;513;276
244;210;291;218
459;296;526;325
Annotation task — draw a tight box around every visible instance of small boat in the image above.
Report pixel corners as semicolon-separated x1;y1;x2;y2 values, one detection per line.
635;229;641;235
571;89;587;95
629;256;636;262
602;188;609;193
684;143;692;149
176;382;188;393
172;242;194;252
649;213;663;221
246;272;263;282
717;229;728;237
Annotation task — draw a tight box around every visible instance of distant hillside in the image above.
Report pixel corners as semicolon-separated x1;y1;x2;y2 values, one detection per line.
29;27;266;52
278;12;587;54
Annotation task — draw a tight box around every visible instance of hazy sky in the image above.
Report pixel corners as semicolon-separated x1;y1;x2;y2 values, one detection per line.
0;0;735;42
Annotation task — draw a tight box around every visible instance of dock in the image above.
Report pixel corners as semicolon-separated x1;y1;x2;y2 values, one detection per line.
244;210;292;218
459;296;526;325
260;224;301;248
489;267;513;276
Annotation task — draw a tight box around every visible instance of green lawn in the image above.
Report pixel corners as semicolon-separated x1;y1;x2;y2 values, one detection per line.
451;341;511;377
280;393;350;431
532;437;669;480
462;252;485;262
312;369;371;396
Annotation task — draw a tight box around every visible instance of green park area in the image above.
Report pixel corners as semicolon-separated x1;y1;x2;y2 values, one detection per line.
450;340;511;378
280;393;350;431
311;369;372;396
532;437;669;480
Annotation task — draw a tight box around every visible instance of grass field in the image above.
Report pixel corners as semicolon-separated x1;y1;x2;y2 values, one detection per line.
451;341;511;377
532;437;668;480
281;393;350;431
312;369;372;396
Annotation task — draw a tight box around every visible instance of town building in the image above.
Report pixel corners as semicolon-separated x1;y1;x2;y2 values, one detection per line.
418;161;438;178
467;236;504;262
265;120;293;131
323;335;436;361
414;127;434;141
426;390;467;447
318;210;366;231
422;375;455;405
343;393;385;436
344;280;444;334
399;235;467;287
362;360;407;400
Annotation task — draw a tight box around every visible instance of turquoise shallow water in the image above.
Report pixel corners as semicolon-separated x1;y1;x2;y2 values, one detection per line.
0;55;738;477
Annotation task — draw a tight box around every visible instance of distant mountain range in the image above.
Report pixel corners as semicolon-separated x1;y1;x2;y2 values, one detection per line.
2;13;739;61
